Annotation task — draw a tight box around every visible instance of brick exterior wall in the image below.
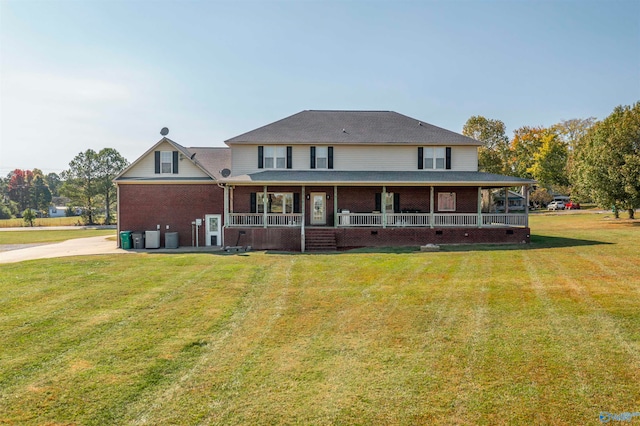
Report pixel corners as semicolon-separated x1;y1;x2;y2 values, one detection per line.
118;184;224;247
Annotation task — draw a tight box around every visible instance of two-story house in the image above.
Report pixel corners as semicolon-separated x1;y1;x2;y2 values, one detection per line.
116;110;534;251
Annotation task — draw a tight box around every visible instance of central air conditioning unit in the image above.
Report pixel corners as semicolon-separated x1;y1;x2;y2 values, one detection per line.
145;230;161;249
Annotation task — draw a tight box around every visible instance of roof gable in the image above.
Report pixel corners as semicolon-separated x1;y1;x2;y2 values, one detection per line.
115;138;230;181
225;110;482;146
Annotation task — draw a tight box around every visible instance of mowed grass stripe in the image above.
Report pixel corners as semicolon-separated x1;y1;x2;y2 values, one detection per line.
0;213;638;425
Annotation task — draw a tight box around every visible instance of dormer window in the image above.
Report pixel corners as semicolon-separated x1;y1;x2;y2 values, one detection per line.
160;151;173;173
154;150;178;174
418;147;452;170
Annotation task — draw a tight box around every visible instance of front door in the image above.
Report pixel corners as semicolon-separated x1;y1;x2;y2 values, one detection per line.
205;214;222;246
310;192;326;225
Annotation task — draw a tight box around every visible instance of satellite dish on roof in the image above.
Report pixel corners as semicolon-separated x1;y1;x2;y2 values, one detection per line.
220;168;231;178
160;127;169;136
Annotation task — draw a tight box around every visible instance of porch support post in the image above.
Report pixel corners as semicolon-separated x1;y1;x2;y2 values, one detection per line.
504;187;509;214
223;185;229;228
524;185;529;227
477;186;482;228
429;186;434;229
263;185;268;228
382;185;387;228
301;186;306;252
333;186;338;227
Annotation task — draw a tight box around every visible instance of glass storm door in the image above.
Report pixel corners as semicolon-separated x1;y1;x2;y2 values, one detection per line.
310;193;326;225
205;214;221;246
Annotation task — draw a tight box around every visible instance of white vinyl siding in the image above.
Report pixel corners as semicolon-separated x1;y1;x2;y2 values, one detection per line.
119;141;209;179
230;144;478;175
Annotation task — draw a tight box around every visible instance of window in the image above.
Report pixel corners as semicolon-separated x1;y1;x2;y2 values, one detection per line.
257;192;294;213
438;192;456;211
310;146;333;169
160;151;173;173
316;146;328;169
385;193;394;213
423;147;445;169
419;147;451;170
264;146;286;169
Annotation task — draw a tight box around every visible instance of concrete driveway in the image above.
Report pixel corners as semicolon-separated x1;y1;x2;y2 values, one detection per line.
0;236;128;264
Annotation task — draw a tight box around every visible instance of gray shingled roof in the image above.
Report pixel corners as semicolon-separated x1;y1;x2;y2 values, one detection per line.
222;170;534;187
225;110;482;145
187;147;231;179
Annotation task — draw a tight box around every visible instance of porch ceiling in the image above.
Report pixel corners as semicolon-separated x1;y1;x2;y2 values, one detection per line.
221;170;535;187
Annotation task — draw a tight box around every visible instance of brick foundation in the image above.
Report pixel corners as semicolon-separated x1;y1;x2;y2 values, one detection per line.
225;226;530;251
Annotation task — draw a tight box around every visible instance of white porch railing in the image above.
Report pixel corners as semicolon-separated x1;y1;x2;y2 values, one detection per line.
482;213;528;227
337;212;382;226
229;212;527;228
386;213;431;227
228;213;302;227
433;213;478;227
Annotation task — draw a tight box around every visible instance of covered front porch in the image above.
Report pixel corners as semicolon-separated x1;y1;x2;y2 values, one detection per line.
221;186;530;252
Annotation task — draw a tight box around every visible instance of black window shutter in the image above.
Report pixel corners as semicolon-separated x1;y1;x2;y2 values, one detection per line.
258;146;264;169
293;193;300;213
172;151;179;174
328;146;334;169
154;151;160;174
418;147;424;170
310;146;316;169
286;146;292;169
250;193;257;213
375;193;381;212
394;193;400;213
446;147;452;170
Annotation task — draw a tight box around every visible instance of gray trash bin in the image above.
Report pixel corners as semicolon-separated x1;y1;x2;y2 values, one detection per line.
132;232;145;249
165;232;179;249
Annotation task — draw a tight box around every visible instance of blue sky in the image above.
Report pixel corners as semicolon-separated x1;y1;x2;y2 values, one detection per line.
1;0;638;175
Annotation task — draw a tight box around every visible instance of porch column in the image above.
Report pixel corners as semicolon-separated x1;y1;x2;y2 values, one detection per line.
223;185;229;227
301;186;306;252
333;186;338;227
504;187;509;214
524;185;529;227
382;185;387;228
429;186;435;229
263;185;268;228
477;186;482;228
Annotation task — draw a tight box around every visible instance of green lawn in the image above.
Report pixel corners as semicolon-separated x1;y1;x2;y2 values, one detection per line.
0;214;638;425
0;229;116;245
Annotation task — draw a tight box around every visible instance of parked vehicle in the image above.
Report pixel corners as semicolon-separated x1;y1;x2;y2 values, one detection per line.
565;201;581;210
547;201;565;211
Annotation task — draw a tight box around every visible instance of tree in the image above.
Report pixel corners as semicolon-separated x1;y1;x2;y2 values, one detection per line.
96;148;129;225
61;148;128;225
510;126;554;180
553;117;597;152
22;208;36;227
45;173;62;197
31;171;52;215
571;103;640;218
530;187;553;208
61;150;101;224
527;132;569;189
7;169;34;211
462;116;511;174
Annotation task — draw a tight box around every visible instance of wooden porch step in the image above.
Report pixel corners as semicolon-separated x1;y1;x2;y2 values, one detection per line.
305;229;337;251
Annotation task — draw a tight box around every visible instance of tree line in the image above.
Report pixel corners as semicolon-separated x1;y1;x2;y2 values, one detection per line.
1;148;128;225
463;102;640;218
